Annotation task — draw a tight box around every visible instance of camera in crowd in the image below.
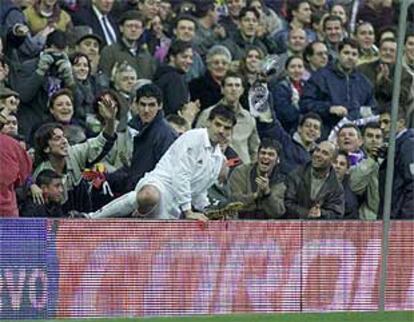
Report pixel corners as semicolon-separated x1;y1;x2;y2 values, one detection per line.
48;52;66;76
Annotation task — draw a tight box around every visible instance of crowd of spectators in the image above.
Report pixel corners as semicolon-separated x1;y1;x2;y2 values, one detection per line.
0;0;413;220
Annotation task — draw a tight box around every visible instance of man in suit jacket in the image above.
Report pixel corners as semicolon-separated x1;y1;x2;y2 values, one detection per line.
71;0;119;47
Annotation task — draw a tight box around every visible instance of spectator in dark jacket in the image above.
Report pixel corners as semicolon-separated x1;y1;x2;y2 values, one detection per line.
300;38;376;138
333;150;359;219
357;37;397;87
118;83;177;192
172;14;205;82
20;169;66;218
285;140;344;219
219;0;246;40
356;0;395;37
271;55;306;134
70;52;101;127
322;15;345;61
221;7;273;61
153;39;193;116
1;0;49;60
71;0;119;47
262;112;322;173
272;0;316;54
378;94;414;219
189;45;232;111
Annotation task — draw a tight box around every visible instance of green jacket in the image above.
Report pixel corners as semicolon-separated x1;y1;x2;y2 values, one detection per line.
103;130;133;172
99;40;156;80
33;132;112;204
229;163;286;219
349;157;380;220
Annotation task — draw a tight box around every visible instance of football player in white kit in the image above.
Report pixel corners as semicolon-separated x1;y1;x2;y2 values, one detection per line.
86;104;237;221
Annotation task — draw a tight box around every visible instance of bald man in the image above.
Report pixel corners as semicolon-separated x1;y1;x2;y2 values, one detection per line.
284;141;344;219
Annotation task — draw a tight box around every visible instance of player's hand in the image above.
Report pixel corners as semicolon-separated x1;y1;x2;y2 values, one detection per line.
185;211;209;222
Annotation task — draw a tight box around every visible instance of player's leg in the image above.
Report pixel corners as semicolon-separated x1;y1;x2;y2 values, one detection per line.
86;191;137;219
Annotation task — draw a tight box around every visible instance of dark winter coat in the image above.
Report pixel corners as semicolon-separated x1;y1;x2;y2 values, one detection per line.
300;63;375;137
379;129;414;219
126;111;177;191
189;71;223;111
153;65;189;115
285;162;344;219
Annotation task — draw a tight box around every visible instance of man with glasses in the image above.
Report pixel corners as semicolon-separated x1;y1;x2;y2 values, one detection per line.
304;40;329;75
99;10;156;80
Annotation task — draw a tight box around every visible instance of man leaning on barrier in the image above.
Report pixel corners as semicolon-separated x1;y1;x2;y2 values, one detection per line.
82;104;237;221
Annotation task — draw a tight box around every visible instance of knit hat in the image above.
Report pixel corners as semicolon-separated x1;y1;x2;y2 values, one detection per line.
74;26;103;47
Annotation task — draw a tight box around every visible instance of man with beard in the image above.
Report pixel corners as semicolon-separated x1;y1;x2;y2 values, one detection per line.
285;140;344;219
229;138;286;219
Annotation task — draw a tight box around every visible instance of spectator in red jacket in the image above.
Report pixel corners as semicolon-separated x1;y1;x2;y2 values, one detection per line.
0;109;32;216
